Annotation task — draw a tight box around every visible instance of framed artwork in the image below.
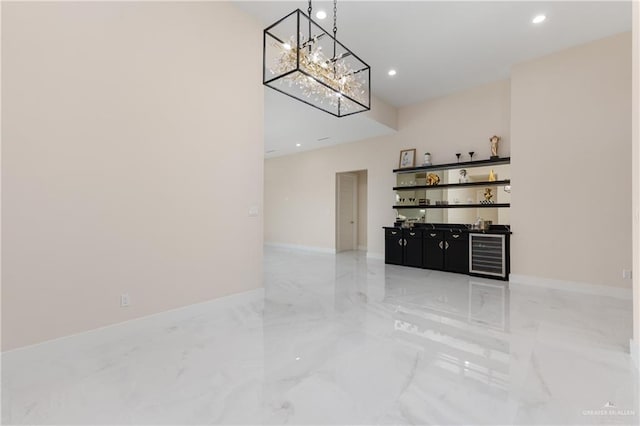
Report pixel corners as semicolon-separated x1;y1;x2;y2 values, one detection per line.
398;149;416;169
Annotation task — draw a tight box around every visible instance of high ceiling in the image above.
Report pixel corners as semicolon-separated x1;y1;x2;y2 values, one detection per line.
234;1;632;156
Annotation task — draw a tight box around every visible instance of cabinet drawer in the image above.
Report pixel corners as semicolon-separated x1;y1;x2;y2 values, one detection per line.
385;228;402;238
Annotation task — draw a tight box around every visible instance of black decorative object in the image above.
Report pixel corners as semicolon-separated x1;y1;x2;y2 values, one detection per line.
263;1;371;117
456;153;461;163
468;151;475;161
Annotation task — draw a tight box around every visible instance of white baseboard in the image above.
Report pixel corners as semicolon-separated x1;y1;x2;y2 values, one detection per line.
366;252;385;260
631;339;640;372
264;242;336;254
358;245;368;251
509;274;632;300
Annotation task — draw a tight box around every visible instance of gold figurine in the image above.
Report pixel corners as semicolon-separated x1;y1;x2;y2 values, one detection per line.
484;188;494;202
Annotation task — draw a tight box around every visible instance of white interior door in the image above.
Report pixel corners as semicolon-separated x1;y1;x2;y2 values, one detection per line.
337;173;358;252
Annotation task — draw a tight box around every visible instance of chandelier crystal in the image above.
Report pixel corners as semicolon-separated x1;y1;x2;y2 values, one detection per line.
263;5;371;117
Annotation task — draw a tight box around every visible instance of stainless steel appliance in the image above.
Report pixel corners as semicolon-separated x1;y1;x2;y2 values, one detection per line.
469;233;506;278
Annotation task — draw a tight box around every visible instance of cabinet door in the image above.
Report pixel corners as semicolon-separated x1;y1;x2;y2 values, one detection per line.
403;229;423;268
423;231;444;270
444;232;469;274
384;229;403;265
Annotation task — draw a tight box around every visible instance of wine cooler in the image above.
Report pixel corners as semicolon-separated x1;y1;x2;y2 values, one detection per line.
469;234;507;278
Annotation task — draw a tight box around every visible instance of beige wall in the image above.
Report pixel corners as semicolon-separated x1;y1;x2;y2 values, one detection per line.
510;32;631;289
264;79;510;257
365;96;398;131
264;140;393;253
1;2;264;350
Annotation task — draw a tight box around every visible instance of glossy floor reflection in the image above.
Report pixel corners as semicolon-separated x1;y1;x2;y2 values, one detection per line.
2;248;638;425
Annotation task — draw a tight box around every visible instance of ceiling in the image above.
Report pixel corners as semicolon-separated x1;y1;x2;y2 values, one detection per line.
234;1;632;156
263;89;396;157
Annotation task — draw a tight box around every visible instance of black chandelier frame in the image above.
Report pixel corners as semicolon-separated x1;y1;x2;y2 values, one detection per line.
262;8;371;118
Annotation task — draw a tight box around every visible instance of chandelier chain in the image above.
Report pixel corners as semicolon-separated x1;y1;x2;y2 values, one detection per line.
307;0;313;53
333;0;337;35
332;0;338;59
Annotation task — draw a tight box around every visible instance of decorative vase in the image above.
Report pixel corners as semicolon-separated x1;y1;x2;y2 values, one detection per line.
424;153;432;166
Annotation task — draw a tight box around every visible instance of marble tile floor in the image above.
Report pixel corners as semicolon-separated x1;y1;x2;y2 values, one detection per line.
2;247;638;425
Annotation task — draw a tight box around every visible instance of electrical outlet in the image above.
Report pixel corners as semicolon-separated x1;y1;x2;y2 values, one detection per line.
120;293;130;307
622;270;632;280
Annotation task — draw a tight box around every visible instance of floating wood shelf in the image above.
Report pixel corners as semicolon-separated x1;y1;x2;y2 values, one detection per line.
393;179;511;191
393;157;510;174
393;203;510;210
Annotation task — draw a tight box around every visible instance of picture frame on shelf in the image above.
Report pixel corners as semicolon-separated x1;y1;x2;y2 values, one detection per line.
399;149;416;169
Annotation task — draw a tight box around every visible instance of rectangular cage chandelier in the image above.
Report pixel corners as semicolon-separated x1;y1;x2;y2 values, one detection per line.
263;2;371;118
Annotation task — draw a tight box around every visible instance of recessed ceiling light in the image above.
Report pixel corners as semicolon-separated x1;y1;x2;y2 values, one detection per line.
296;143;301;147
316;10;327;20
532;14;546;24
388;69;397;76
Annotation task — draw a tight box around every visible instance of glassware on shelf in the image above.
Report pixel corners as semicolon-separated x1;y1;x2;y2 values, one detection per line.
468;151;475;161
456;153;461;163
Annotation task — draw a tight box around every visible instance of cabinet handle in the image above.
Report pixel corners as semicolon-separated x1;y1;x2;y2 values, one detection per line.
452;234;460;239
398;239;403;246
404;239;408;246
438;241;443;250
391;231;397;235
445;241;449;250
430;233;437;237
410;232;416;236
